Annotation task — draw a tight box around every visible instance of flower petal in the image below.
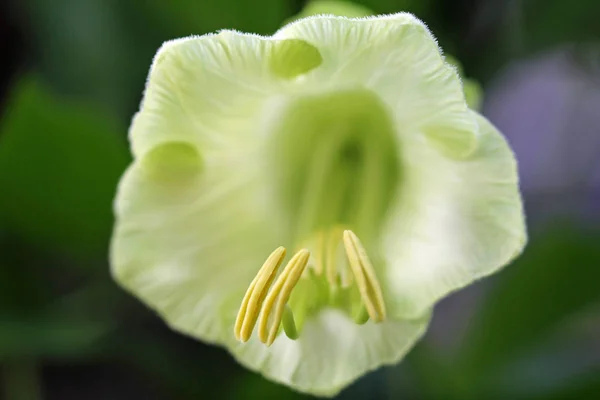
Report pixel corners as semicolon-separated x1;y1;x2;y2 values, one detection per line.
113;158;429;395
274;14;478;158
112;155;429;397
381;111;527;319
228;309;430;397
129;32;279;158
111;32;289;343
111;160;280;342
111;15;488;397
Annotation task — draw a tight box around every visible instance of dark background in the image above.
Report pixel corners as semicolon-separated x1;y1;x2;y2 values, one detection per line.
1;0;599;399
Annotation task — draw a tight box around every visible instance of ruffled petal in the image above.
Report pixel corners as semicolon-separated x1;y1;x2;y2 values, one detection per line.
381;111;527;319
229;309;430;397
111;159;281;342
113;151;429;395
114;30;334;341
129;32;277;158
112;32;289;343
274;14;478;158
111;15;510;397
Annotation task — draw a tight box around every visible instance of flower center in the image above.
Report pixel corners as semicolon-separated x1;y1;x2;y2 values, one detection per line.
234;228;386;346
234;88;399;346
269;88;401;244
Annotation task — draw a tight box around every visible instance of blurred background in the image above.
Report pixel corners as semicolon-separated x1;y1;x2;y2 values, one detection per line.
1;0;599;399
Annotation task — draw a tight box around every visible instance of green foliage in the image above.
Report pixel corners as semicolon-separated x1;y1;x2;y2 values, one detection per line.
22;0;144;119
138;0;291;35
357;0;433;16
524;0;600;51
285;0;374;21
0;78;129;256
406;225;600;399
0;316;110;357
1;0;599;398
463;226;600;373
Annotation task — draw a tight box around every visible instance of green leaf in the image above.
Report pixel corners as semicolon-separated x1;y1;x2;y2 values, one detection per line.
285;0;374;23
228;372;312;400
0;77;129;256
523;0;600;51
541;369;600;400
483;309;600;399
356;0;433;16
138;0;290;36
0;282;121;357
23;0;146;118
459;225;600;384
0;317;111;358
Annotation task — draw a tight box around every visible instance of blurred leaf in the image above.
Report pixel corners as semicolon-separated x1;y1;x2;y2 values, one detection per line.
0;282;121;357
0;315;111;358
229;373;311;400
540;368;600;400
463;80;483;110
0;244;50;312
443;55;484;110
2;359;44;400
405;343;472;400
0;77;129;256
473;0;600;78
139;0;291;36
23;0;146;117
486;310;600;399
524;0;600;51
460;225;600;385
111;330;230;399
356;0;433;16
285;0;374;24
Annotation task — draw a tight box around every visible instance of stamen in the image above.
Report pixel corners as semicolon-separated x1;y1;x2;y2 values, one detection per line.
282;305;299;340
314;231;325;275
352;304;369;325
235;229;386;346
234;247;286;342
258;249;310;346
342;230;386;322
339;250;354;288
325;228;339;286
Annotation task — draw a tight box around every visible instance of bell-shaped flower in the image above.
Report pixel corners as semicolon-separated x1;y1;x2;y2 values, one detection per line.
111;13;527;397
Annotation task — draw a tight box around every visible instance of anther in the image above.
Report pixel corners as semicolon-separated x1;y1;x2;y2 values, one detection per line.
343;230;386;322
234;247;286;342
325;228;339;286
258;249;310;346
314;231;325;276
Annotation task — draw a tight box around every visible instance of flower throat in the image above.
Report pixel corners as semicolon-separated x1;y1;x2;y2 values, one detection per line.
235;89;401;346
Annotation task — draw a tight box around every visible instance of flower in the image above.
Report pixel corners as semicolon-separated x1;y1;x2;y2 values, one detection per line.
110;13;527;397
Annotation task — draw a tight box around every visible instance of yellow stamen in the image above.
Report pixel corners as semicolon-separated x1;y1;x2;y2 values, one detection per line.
325;228;339;286
234;247;286;342
258;249;310;346
340;250;354;288
282;305;299;340
235;229;386;346
353;304;369;325
314;231;325;275
342;230;386;322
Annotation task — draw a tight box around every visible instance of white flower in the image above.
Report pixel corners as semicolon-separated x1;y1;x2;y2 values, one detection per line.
110;13;526;397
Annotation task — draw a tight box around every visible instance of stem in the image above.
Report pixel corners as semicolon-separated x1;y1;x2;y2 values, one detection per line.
3;358;43;400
